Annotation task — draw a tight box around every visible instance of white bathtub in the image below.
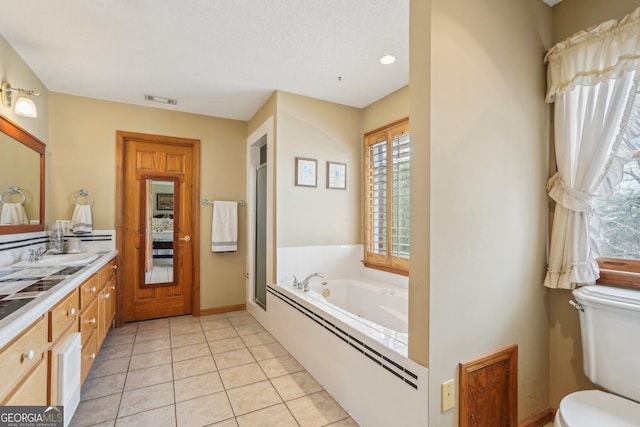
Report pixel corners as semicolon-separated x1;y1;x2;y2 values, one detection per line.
263;279;428;427
307;278;408;335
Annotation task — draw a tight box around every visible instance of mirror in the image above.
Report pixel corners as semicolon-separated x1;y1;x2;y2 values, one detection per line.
0;115;45;234
144;178;176;286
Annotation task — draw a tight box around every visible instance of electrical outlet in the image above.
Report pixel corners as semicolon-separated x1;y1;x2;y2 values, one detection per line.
441;379;455;412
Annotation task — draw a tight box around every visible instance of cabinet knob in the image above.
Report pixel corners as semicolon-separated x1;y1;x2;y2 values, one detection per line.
104;292;110;299
111;264;117;270
90;286;97;293
111;285;116;290
22;350;35;362
89;353;96;359
89;318;96;325
68;308;76;316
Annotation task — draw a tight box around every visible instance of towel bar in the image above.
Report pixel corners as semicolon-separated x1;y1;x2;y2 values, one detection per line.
201;199;245;207
0;186;26;204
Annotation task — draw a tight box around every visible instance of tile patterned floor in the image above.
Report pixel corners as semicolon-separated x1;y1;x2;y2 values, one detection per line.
70;310;359;427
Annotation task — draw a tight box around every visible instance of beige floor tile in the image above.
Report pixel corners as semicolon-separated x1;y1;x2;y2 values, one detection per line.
225;310;253;319
171;331;206;348
226;380;282;416
129;349;172;371
134;327;170;343
208;337;247;355
240;332;276;348
108;323;138;336
118;381;175;418
236;403;298;427
132;337;171;354
234;323;266;336
205;327;239;341
172;342;211;362
325;418;360;427
211;419;238;427
135;318;170;331
198;313;228;321
175;392;234;427
219;362;267;389
70;393;121;427
213;348;255;370
270;371;323;401
102;333;136;348
170;323;203;336
81;373;126;401
286;391;348;427
258;355;304;378
248;342;288;361
173;355;217;380
115;404;176;427
174;371;224;402
124;363;173;391
87;356;131;380
96;343;133;361
200;318;232;331
170;315;200;326
228;316;258;327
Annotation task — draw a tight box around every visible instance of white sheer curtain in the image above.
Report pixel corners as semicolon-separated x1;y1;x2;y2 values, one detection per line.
543;7;640;289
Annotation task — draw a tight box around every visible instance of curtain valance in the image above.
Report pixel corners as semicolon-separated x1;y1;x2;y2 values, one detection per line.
544;7;640;103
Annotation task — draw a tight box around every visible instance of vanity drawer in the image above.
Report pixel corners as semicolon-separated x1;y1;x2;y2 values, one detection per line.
80;274;99;309
79;297;98;346
81;329;98;385
0;315;47;401
49;288;79;342
98;259;117;286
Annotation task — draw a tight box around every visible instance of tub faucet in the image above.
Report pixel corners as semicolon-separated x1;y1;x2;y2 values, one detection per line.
301;273;325;291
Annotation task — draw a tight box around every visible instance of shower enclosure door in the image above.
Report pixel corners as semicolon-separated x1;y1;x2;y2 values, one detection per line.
254;164;267;308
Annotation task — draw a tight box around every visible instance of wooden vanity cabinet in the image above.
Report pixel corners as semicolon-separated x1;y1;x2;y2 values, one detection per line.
0;315;48;405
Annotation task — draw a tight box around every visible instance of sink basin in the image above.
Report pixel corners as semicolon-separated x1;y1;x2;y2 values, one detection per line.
13;252;99;267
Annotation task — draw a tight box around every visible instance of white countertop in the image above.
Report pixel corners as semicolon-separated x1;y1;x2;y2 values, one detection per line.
0;251;117;349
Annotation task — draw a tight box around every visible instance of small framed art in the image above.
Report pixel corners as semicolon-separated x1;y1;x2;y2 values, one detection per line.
295;157;317;187
326;161;347;190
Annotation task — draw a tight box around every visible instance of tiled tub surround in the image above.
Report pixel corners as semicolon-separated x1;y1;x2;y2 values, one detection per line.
252;246;428;427
0;231;116;348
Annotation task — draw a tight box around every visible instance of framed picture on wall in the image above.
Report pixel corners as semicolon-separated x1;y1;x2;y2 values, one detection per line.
157;193;174;210
327;161;347;190
295;157;317;187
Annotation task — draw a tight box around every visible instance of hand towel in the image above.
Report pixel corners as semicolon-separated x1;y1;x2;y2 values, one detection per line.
70;204;93;234
211;201;238;252
0;203;29;225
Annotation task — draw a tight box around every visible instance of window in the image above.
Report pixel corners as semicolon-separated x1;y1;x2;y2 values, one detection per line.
593;150;640;289
364;118;410;275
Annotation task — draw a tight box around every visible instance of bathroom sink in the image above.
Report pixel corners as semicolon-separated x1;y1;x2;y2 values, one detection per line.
13;252;99;267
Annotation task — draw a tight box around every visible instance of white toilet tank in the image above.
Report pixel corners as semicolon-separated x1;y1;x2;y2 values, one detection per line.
574;285;640;403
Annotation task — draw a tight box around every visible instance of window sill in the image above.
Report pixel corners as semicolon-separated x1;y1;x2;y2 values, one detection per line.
596;269;640;291
362;260;409;277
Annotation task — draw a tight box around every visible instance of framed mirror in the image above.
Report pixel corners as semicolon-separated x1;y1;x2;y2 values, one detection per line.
0;115;45;234
141;176;178;287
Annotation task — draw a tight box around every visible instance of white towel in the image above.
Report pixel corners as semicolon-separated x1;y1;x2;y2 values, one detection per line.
0;203;29;225
211;201;238;252
70;204;93;234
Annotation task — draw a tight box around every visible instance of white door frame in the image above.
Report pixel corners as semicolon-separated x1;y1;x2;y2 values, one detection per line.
246;116;274;323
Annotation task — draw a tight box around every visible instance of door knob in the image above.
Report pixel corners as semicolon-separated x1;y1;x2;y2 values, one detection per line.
179;235;191;242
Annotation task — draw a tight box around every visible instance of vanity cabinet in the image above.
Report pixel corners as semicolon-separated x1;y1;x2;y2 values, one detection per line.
0;315;48;405
48;288;80;405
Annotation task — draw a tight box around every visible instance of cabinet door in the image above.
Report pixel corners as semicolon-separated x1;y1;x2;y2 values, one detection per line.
5;355;48;405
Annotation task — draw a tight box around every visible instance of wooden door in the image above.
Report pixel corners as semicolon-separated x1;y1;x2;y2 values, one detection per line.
117;132;200;323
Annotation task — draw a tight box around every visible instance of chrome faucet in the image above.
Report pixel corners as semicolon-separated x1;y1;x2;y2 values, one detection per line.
301;273;325;291
29;247;46;262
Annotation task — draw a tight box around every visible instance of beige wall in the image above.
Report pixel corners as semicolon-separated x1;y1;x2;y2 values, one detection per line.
276;91;362;247
427;1;551;425
547;0;639;407
49;93;247;311
362;85;409;133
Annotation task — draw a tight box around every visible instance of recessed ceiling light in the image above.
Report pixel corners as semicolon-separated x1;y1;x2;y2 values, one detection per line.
379;54;396;65
144;94;177;105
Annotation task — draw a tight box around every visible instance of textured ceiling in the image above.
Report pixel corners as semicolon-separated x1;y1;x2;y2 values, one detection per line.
0;1;409;121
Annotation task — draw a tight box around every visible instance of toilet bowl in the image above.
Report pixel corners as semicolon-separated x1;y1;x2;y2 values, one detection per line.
554;285;640;427
554;390;640;427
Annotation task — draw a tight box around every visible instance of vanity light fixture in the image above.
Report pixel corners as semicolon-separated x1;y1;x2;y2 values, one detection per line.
0;82;40;118
379;54;396;65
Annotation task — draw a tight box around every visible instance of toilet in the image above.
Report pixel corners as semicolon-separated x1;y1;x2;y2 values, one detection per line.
555;285;640;426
